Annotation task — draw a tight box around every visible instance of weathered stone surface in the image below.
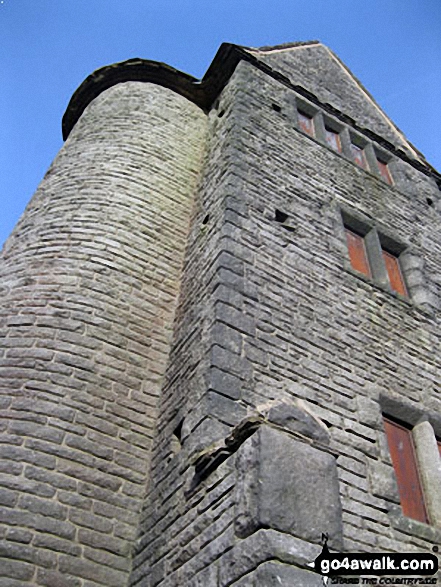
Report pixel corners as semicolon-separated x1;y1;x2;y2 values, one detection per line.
0;81;207;586
356;395;383;429
235;426;343;550
207;367;242;400
412;421;441;527
219;528;322;585
367;459;400;503
267;402;330;444
230;561;323;586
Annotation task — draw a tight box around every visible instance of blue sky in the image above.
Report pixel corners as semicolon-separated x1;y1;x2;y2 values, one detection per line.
1;0;440;248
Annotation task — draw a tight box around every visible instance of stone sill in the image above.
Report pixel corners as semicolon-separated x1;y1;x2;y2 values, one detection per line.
294;125;396;190
346;266;413;306
389;505;441;545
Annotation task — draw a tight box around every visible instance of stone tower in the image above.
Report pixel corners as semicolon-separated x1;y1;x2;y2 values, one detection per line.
1;42;440;586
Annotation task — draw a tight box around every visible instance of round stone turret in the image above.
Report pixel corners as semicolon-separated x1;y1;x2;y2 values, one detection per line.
0;72;207;585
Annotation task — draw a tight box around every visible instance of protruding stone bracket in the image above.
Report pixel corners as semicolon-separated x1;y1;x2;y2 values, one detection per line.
218;528;324;586
235;425;343;550
185;401;336;504
263;399;331;447
229;561;324;587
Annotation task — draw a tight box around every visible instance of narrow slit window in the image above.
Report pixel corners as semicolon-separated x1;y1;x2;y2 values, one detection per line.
298;111;314;137
382;250;407;297
378;159;393;185
325;128;342;152
383;417;428;524
345;228;371;277
351;143;368;170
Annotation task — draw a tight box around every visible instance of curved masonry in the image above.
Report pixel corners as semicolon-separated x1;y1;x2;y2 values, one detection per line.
0;81;207;585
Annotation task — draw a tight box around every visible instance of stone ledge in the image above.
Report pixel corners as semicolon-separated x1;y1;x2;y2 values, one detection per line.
218;528;323;585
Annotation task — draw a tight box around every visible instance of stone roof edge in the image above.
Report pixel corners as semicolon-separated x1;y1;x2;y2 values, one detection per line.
237;45;440;183
61;44;242;140
244;41;429;167
245;40;321;53
322;46;427;164
62;42;320;140
62;43;440;186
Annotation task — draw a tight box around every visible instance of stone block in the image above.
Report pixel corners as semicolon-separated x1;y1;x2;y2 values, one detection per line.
0;488;17;507
0;540;57;569
210;345;252;380
58;554;127;587
219;528;322;585
212;322;243;354
235;426;343;550
356;395;382;429
214;303;256;337
367;459;399;503
0;558;35;581
207;368;242;400
267;402;330;444
192;562;219;586
78;528;130;556
18;494;68;521
36;568;82;587
230;561;323;586
33;534;82;557
215;251;245;275
185;415;231;459
6;528;33;544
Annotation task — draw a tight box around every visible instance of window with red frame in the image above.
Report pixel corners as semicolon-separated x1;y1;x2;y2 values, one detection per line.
382;249;407;297
325;127;342;153
350;143;368;170
345;228;371;278
383;417;428;524
377;159;393;185
298;111;314;137
343;218;408;299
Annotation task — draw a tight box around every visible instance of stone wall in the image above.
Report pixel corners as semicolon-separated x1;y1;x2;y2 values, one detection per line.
0;82;207;586
246;43;425;163
130;57;441;585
